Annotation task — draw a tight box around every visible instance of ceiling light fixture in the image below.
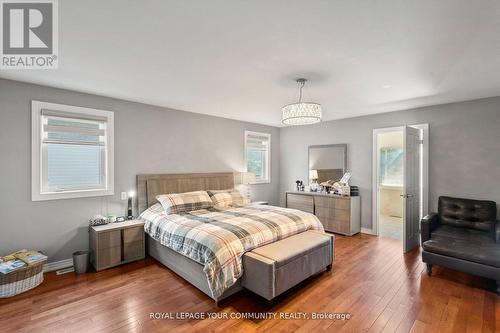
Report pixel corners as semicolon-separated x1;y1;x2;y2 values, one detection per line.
282;78;322;126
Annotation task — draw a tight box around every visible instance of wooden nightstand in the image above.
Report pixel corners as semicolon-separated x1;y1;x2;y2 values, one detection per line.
89;220;145;271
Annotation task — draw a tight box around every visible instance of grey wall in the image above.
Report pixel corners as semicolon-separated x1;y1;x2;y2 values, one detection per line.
0;79;279;262
280;97;500;229
2;76;500;262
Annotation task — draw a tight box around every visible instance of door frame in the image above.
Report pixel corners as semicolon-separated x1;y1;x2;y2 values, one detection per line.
371;123;429;237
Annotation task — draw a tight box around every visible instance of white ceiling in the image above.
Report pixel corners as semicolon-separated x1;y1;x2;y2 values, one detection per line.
2;0;500;127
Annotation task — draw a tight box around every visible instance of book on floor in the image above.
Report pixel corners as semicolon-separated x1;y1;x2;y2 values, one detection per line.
0;259;27;274
14;251;48;265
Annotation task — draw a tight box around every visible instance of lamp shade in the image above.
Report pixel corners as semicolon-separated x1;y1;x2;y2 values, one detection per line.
242;172;256;185
281;79;322;126
309;169;319;180
282;103;322;126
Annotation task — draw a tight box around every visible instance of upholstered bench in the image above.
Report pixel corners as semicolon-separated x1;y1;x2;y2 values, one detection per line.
242;230;334;301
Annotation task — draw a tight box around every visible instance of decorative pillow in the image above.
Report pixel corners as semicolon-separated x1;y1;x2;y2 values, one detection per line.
207;189;249;208
156;191;213;214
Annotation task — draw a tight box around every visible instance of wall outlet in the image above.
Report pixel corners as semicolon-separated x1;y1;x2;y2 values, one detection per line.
121;192;127;200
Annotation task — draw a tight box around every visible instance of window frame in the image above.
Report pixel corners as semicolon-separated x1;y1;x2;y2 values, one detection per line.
31;100;114;201
244;130;271;184
379;147;403;187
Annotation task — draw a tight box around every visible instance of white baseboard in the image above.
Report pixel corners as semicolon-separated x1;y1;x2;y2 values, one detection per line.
43;258;73;273
361;227;376;235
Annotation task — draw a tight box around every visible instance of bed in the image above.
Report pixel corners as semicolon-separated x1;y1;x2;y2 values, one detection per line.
137;172;325;302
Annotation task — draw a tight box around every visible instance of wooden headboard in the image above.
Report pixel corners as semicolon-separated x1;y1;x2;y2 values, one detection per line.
137;172;235;213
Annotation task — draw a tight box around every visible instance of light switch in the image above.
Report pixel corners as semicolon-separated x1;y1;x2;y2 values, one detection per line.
121;192;127;200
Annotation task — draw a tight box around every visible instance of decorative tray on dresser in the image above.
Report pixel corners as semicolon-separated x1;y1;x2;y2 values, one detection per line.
285;191;361;236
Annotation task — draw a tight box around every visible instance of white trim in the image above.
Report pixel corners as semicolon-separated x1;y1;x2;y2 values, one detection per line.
43;258;73;273
372;124;429;238
55;267;75;275
244;130;271;184
31;100;114;201
372;126;404;236
361;227;376;235
411;123;429;219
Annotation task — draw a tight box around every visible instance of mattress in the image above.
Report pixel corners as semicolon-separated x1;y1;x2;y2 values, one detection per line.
139;203;323;298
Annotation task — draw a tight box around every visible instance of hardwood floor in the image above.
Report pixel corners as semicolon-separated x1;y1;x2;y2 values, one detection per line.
1;234;498;332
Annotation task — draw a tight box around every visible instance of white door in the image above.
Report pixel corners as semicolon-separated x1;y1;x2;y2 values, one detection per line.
403;126;421;253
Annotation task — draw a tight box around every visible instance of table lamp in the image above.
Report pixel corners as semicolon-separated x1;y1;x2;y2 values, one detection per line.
127;190;135;220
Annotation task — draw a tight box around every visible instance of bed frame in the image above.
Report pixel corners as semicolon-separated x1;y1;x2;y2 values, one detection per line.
137;172;243;302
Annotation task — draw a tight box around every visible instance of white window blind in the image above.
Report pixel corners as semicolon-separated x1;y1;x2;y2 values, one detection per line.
32;101;114;201
42;110;107;192
245;131;271;183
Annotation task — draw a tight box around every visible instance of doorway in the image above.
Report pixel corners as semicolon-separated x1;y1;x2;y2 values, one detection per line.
372;124;429;253
377;130;404;240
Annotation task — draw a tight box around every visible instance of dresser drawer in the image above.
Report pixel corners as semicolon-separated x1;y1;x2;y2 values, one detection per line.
334;208;350;222
98;246;121;269
320;217;350;235
335;198;351;210
287;194;313;206
98;230;121;249
319;217;337;232
337;219;351;235
286;194;314;213
124;241;144;261
314;196;335;208
287;202;314;213
319;217;338;233
123;226;144;244
315;205;335;219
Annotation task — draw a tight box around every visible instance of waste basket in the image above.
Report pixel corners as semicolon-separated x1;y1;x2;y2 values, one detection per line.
72;250;89;274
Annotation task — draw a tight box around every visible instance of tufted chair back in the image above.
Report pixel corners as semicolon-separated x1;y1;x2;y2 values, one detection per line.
438;196;497;232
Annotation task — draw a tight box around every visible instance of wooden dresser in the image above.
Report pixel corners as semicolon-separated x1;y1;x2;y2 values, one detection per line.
285;191;361;236
89;220;145;271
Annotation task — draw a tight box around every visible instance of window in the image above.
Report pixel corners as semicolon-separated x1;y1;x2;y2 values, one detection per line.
245;131;271;184
32;101;114;201
379;147;403;187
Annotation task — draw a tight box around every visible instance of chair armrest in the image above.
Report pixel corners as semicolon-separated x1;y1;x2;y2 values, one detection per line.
496;220;500;243
421;213;440;243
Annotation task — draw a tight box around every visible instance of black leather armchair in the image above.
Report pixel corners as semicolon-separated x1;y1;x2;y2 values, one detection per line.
421;196;500;294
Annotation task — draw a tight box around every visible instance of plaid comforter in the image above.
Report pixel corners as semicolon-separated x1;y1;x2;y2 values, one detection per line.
140;203;324;298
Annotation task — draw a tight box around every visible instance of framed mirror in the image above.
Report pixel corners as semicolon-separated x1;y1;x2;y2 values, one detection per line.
308;144;347;185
